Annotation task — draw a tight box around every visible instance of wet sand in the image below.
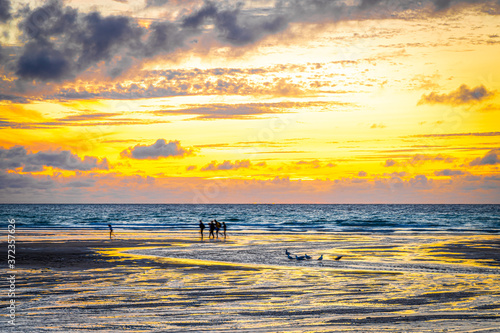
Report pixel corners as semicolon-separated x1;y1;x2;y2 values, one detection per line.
2;230;500;332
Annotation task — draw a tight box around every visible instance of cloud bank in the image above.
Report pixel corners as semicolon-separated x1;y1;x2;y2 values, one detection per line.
469;148;500;166
201;160;252;171
0;0;11;23
434;169;465;176
384;159;397;167
418;84;495;105
121;139;192;160
1;0;498;85
0;146;109;171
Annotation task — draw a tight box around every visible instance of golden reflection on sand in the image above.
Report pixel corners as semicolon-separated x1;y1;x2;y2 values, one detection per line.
3;230;500;332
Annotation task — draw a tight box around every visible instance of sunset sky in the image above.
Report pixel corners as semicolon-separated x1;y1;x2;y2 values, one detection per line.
0;0;499;203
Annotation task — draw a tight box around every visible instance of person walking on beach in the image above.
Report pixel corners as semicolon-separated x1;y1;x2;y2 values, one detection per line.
209;220;215;239
222;221;227;239
108;224;114;240
199;220;205;239
215;219;221;239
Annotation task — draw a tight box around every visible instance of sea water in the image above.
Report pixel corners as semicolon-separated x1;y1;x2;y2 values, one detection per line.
0;204;499;233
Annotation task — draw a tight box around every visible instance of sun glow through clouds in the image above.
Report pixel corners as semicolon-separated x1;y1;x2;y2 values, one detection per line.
0;0;499;203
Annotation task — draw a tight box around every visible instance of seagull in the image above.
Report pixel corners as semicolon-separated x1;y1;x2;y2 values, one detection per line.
287;254;294;260
317;254;323;261
285;249;291;255
296;255;306;260
305;254;312;260
334;256;343;261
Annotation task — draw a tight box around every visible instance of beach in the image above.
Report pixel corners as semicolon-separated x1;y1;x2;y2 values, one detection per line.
2;230;500;332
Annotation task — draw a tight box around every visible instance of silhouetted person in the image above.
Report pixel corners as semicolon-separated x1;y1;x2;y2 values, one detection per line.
199;220;205;239
209;220;215;239
215;219;221;239
108;224;114;240
222;222;227;238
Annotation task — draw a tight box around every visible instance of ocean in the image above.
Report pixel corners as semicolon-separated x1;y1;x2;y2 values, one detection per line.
6;205;500;332
1;204;499;233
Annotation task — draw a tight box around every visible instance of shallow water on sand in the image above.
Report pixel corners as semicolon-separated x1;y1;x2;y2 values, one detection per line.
4;231;500;332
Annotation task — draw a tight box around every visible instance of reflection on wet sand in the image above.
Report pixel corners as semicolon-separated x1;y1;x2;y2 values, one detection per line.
4;230;500;332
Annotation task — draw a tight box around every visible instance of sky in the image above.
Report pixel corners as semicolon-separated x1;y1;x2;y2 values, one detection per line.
0;0;499;203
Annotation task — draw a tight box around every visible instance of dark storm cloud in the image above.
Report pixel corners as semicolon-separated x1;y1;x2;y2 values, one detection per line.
182;0;500;37
16;1;145;81
143;22;183;57
26;151;109;171
145;0;169;7
434;169;465;176
121;139;192;160
0;0;11;23
418;84;495;105
182;2;288;46
384;159;397;167
0;146;26;169
66;179;96;187
0;146;109;171
5;0;500;84
410;174;431;187
359;0;384;9
469;148;500;166
77;13;142;69
0;93;28;103
432;0;470;11
16;43;71;81
0;171;55;190
13;0;188;81
182;2;218;29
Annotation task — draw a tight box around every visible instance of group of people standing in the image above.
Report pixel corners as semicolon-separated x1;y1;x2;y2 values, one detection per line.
106;221;226;241
199;219;226;239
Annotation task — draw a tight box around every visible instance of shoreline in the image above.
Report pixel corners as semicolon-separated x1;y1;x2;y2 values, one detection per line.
10;226;500;234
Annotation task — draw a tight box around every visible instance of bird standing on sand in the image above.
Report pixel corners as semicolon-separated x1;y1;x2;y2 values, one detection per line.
305;254;312;260
317;254;323;261
285;249;291;255
296;255;306;260
334;256;343;261
287;254;294;260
